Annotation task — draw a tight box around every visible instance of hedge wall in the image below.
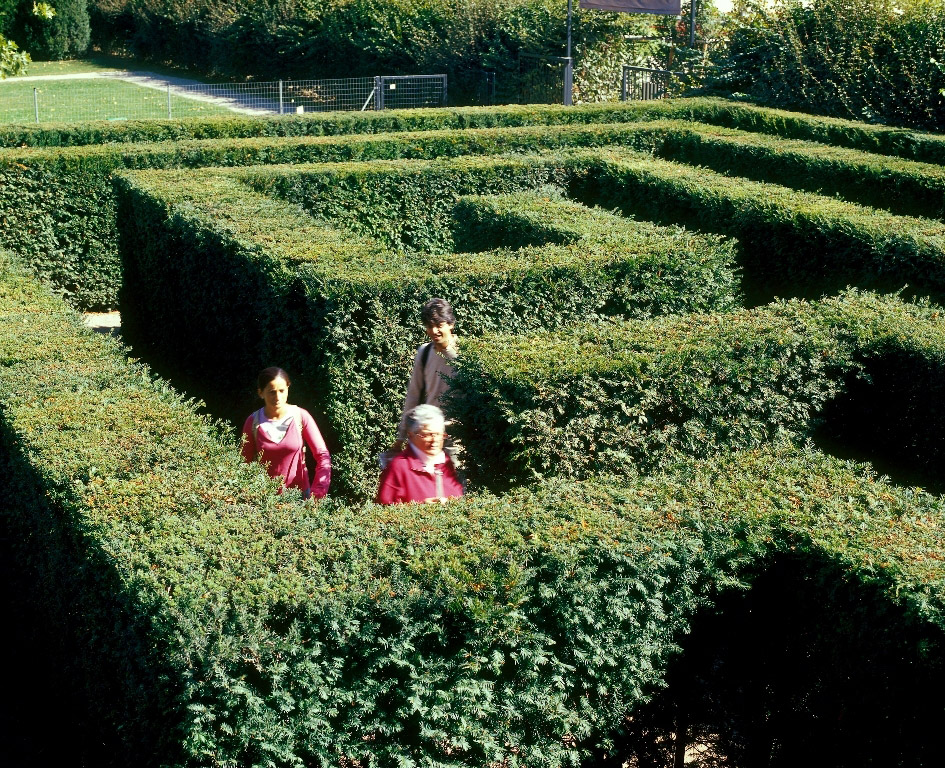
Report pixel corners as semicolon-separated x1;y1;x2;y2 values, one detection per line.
0;98;700;149
4;246;945;766
114;159;738;499
0;118;701;310
4;97;945;165
572;149;945;305
448;290;945;488
5;100;945;311
648;126;945;221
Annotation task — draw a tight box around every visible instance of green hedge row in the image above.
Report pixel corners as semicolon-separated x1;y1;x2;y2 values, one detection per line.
4;97;944;165
448;290;945;488
0;98;705;149
681;98;945;165
648;126;945;221
0;118;702;310
5;103;944;311
4;246;945;765
572;149;945;304
115;159;738;499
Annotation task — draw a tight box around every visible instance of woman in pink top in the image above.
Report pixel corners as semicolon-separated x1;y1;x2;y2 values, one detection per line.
241;367;331;498
376;404;463;505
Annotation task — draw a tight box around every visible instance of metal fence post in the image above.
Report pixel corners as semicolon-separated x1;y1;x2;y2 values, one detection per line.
563;57;573;106
167;85;172;119
441;74;448;106
279;80;284;115
33;87;39;123
621;66;628;101
374;76;383;110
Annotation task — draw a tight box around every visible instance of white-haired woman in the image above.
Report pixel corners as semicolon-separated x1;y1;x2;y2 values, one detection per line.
376;404;463;505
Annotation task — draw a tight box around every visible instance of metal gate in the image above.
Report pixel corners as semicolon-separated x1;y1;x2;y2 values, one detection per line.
370;75;448;110
519;53;573;105
621;66;676;101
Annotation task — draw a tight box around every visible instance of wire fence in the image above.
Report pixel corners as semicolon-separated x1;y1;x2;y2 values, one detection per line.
0;64;702;125
518;53;572;106
0;74;449;125
620;64;712;102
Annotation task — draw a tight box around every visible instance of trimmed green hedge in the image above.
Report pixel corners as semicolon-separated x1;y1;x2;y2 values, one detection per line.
3;97;944;165
4;246;945;766
5;102;944;310
447;291;945;488
681;98;945;165
572;149;945;304
648;126;945;221
0;119;697;310
115;159;738;499
0;98;708;149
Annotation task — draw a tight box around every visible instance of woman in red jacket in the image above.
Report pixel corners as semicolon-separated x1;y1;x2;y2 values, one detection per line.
241;367;331;498
376;404;463;505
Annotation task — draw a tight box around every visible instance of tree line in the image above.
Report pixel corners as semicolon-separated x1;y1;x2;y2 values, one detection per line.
1;0;943;129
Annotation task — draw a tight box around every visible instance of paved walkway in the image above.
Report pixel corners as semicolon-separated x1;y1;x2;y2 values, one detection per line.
84;311;121;336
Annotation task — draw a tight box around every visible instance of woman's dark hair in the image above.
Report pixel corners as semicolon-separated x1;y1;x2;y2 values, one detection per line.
257;366;290;391
421;297;455;327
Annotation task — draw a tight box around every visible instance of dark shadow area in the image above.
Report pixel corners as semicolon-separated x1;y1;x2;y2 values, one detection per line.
812;354;945;495
582;556;945;768
0;522;98;768
0;426;188;768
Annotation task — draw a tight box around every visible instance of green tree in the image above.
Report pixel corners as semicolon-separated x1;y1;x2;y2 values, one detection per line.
709;0;945;130
14;0;90;60
0;33;29;76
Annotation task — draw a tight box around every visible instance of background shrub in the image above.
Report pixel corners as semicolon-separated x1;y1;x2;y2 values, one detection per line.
11;0;90;59
710;0;945;131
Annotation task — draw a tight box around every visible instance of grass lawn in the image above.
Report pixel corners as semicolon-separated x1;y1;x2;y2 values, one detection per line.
0;78;235;123
13;58;126;76
8;54;231;79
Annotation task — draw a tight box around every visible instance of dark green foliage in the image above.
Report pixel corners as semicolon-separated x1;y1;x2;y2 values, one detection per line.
678;98;945;165
647;126;945;221
114;160;737;499
572;149;945;304
5;97;944;158
0;98;705;149
448;289;945;489
709;0;945;131
3;98;945;311
13;0;90;59
89;0;652;102
0;106;717;310
4;244;945;765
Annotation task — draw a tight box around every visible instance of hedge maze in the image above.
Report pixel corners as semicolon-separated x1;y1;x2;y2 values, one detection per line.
3;98;945;766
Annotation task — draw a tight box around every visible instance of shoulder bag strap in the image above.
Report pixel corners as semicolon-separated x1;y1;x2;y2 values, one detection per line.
418;342;432;404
